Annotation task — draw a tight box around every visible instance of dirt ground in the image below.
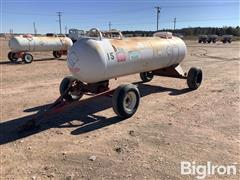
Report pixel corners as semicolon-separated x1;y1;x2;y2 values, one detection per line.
0;38;239;180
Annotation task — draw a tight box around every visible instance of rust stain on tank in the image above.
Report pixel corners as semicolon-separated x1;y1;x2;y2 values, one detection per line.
110;37;167;52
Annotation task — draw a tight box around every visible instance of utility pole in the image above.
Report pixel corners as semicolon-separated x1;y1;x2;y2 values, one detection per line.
33;22;37;36
65;25;68;34
9;29;13;36
154;6;161;31
109;21;112;31
173;17;176;31
57;12;63;34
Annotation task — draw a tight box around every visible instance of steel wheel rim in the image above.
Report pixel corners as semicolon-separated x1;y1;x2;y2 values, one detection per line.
147;72;153;79
26;55;32;62
68;80;83;100
123;91;137;113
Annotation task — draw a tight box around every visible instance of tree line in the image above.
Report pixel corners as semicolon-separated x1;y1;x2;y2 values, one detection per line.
122;26;240;37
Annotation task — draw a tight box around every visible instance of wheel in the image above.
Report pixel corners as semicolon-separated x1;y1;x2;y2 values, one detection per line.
112;84;140;118
22;53;33;63
187;67;203;90
8;52;18;62
213;40;216;43
198;40;202;43
59;76;83;101
8;52;13;61
223;40;226;43
228;40;232;43
207;40;211;43
53;51;62;58
140;71;154;82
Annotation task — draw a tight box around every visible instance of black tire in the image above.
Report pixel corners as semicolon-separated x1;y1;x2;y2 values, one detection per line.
187;67;203;90
53;51;62;58
59;76;83;101
228;40;232;43
207;40;211;43
112;84;140;118
140;71;154;82
22;53;33;63
8;52;13;61
213;40;216;43
198;40;202;43
8;52;18;62
223;40;226;44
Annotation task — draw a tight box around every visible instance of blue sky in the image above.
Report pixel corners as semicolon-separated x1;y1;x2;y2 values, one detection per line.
0;0;239;34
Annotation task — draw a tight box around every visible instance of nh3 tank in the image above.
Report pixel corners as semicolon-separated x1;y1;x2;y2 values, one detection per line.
59;28;203;118
221;35;233;43
8;34;73;63
68;30;186;83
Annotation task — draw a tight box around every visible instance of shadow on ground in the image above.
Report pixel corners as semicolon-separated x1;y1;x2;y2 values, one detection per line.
0;58;66;65
0;83;191;145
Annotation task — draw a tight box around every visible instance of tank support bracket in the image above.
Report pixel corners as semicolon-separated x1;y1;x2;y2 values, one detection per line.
152;64;187;79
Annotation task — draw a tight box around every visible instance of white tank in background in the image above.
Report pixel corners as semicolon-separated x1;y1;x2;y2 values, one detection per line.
9;35;72;52
8;34;73;63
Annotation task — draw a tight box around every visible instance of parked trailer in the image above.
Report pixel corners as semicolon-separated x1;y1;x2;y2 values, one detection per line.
198;35;208;43
68;29;85;43
207;35;218;43
58;28;202;118
8;34;73;63
221;35;233;43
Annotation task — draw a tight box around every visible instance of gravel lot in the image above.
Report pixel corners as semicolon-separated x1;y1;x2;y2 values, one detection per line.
0;38;239;179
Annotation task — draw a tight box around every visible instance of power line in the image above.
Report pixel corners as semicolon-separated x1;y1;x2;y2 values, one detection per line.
177;17;238;22
2;3;237;16
161;3;237;8
1;8;152;17
2;11;55;16
111;17;238;26
57;12;63;34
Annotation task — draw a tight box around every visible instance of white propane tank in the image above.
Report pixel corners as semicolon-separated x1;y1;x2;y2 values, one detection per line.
9;35;73;52
67;29;187;83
